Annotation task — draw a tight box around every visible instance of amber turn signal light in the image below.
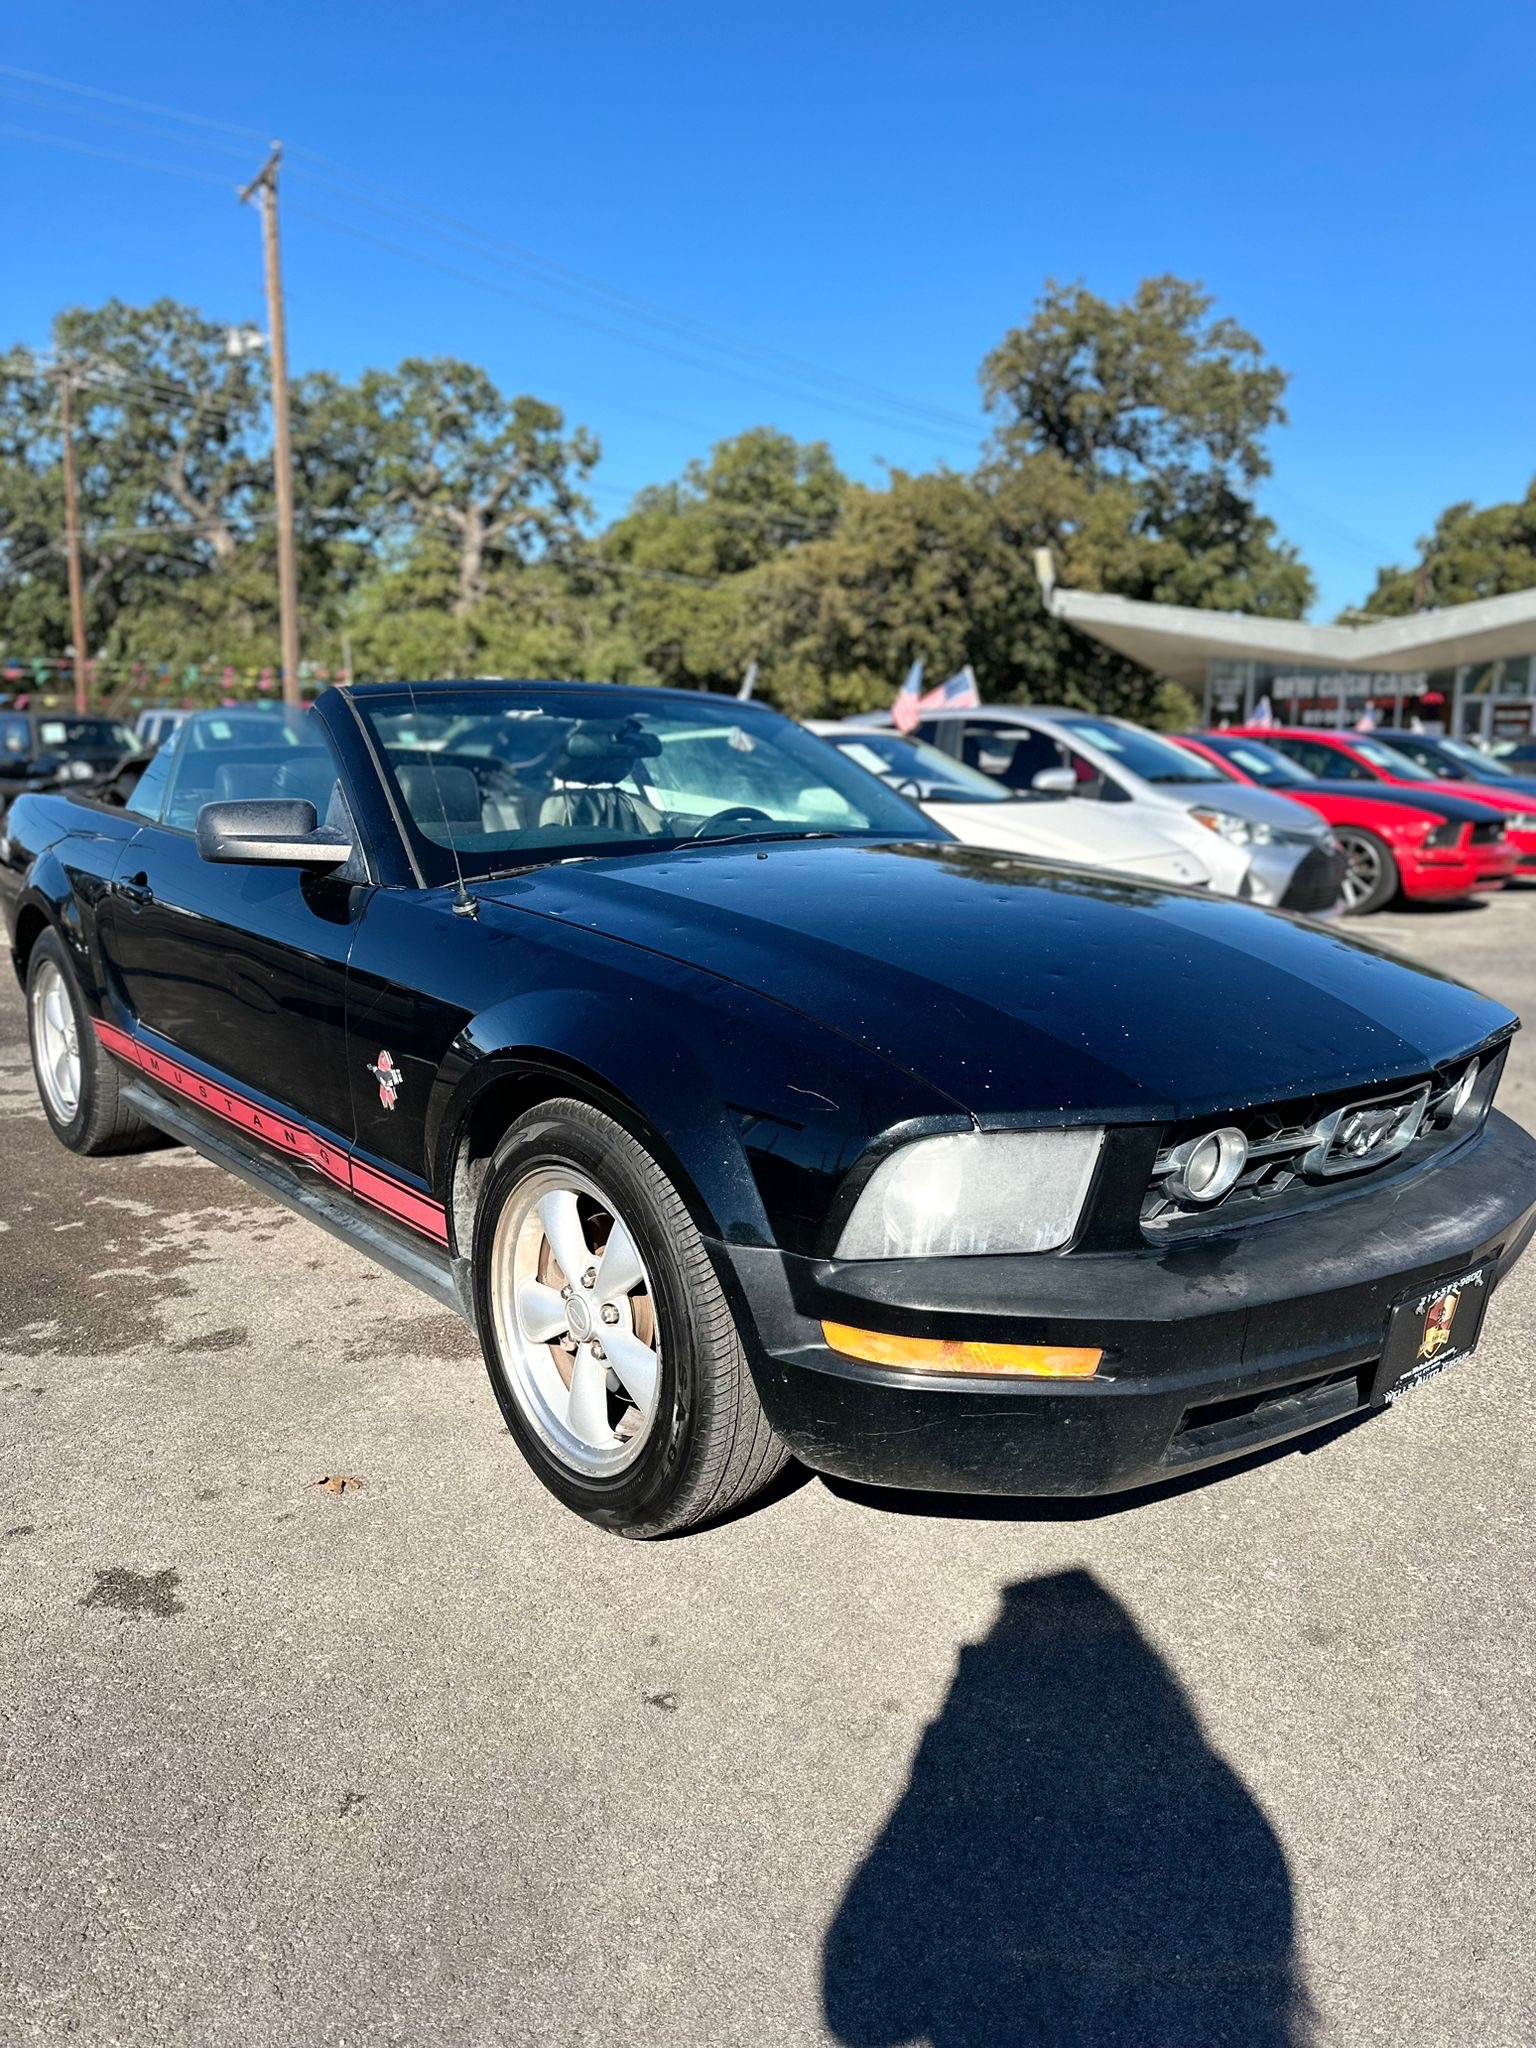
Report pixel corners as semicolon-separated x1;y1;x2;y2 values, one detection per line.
821;1321;1102;1378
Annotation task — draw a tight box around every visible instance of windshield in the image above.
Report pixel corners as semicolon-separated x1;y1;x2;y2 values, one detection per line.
35;717;135;755
354;686;941;883
1429;735;1512;778
1350;735;1444;778
1198;735;1315;788
827;732;1009;804
1054;717;1227;785
185;711;307;750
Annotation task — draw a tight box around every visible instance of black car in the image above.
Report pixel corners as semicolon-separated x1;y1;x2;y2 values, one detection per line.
0;709;138;787
4;682;1535;1537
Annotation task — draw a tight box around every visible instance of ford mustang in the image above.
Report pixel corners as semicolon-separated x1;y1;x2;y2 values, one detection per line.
4;681;1535;1537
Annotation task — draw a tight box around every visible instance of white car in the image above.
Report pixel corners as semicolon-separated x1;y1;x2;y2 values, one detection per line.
805;725;1213;887
845;706;1357;908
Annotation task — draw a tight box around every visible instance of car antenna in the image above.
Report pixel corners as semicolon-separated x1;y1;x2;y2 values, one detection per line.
407;678;478;918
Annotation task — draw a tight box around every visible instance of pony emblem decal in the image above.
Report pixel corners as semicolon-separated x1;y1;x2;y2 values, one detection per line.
1417;1287;1459;1362
367;1049;401;1111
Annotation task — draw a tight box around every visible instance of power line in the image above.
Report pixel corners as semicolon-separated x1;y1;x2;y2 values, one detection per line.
286;200;977;451
0;123;231;189
285;154;982;438
2;65;984;450
0;83;257;161
0;64;269;142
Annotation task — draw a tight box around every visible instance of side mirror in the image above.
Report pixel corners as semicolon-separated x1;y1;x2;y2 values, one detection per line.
195;798;352;868
1032;766;1078;794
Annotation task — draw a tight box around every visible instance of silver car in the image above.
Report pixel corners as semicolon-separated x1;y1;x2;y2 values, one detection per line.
855;705;1346;913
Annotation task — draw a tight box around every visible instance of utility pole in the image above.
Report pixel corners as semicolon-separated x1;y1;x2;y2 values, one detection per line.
58;366;90;714
239;144;301;706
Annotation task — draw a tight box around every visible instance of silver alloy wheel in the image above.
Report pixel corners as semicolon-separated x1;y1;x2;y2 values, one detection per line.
1340;834;1384;910
488;1166;662;1477
30;958;81;1123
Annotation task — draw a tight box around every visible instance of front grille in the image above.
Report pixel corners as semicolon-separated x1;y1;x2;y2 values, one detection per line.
1280;844;1348;913
1141;1046;1504;1236
1470;820;1505;845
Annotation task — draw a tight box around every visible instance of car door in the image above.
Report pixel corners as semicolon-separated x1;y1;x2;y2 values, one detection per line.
97;722;365;1149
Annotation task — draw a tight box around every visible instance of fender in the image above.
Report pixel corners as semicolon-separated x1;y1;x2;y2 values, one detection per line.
429;970;969;1261
10;855;94;995
3;794;144;1000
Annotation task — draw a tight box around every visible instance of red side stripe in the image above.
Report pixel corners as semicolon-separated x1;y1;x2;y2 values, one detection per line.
93;1019;449;1246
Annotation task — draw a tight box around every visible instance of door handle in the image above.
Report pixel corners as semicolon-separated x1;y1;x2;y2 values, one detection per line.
116;870;153;906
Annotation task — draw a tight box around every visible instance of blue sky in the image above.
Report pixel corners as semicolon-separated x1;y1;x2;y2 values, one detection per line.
3;0;1533;620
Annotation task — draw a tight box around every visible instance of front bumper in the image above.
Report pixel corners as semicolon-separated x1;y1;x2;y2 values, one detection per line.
1243;838;1347;913
1400;842;1518;898
718;1110;1536;1499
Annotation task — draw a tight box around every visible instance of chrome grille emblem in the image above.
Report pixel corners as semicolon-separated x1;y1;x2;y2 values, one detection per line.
1304;1087;1428;1179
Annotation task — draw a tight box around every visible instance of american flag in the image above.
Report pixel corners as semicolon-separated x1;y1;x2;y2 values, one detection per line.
891;661;981;734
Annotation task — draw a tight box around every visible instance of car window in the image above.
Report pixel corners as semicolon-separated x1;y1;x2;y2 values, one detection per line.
1436;736;1512;778
958;722;1063;791
185;713;303;750
1207;739;1312;787
1267;737;1372;781
162;740;341;832
0;715;29;755
1349;736;1437;778
124;742;175;822
1053;717;1227;785
33;717;134;755
829;733;1009;803
352;688;939;884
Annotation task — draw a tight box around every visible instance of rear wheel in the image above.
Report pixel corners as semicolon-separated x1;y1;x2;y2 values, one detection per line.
472;1097;789;1537
1335;828;1398;915
25;928;157;1154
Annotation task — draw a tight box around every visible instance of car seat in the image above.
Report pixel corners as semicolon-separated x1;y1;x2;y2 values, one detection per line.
395;761;483;836
539;724;664;835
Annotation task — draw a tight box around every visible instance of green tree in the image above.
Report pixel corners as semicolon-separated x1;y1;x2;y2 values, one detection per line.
980;277;1312;626
1355;481;1536;616
346;359;597;618
598;428;846;691
0;299;382;678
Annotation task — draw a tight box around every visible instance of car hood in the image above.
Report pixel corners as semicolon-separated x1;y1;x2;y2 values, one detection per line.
919;799;1204;877
1308;783;1506;825
1397;777;1536;816
477;839;1513;1120
1153;779;1329;836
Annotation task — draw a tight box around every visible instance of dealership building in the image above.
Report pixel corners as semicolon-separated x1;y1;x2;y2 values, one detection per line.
1048;584;1536;742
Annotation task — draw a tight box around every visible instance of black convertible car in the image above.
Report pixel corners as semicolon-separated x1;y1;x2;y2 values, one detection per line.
5;682;1535;1537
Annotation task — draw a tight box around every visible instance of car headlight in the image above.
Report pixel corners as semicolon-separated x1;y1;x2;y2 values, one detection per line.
1190;807;1271;847
1424;819;1464;848
834;1127;1104;1259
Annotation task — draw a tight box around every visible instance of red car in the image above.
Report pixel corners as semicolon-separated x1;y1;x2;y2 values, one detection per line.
1178;733;1518;915
1226;726;1536;880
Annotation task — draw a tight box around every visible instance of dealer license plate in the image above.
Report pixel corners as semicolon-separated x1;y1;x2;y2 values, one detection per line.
1377;1264;1493;1405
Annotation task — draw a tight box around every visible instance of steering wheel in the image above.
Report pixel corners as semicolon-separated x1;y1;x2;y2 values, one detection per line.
690;805;775;839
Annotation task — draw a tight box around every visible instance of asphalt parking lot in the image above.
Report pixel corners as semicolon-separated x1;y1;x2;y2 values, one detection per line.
2;894;1534;2048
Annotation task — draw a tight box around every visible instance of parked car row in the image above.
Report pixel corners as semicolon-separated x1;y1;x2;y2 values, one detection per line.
826;704;1347;908
797;704;1536;918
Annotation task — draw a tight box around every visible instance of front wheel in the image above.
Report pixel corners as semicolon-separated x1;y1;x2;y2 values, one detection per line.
26;928;158;1155
1335;828;1398;915
472;1097;789;1537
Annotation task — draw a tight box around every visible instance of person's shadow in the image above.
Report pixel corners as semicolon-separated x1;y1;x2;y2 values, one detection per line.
822;1570;1314;2048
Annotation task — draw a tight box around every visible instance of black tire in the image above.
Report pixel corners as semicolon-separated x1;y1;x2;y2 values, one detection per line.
1335;827;1398;915
472;1096;790;1538
25;928;158;1155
